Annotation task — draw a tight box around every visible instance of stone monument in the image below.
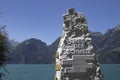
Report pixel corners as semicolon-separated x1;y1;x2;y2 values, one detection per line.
55;8;104;80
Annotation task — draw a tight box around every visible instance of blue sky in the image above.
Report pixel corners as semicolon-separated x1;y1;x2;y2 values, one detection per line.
0;0;120;45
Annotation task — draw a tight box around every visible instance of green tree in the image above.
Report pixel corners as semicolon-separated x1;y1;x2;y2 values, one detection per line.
0;26;8;80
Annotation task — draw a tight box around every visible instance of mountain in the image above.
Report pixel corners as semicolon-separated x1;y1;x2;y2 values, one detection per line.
8;25;120;64
47;37;61;62
9;39;19;48
47;25;120;64
10;38;51;64
48;37;60;55
90;32;104;52
98;25;120;63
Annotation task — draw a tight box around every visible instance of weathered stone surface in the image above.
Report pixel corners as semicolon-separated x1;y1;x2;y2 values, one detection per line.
62;55;94;73
55;8;104;80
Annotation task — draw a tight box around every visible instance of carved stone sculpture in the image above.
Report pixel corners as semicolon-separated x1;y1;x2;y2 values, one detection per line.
55;8;104;80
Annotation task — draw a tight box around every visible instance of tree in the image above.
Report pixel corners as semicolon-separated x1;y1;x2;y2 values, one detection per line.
0;26;8;80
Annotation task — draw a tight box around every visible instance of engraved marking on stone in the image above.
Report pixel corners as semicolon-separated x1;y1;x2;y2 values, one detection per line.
62;55;94;73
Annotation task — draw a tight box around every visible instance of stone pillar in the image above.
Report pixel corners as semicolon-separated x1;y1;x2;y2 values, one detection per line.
55;8;104;80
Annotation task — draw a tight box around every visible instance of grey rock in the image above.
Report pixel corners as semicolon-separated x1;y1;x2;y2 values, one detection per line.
55;8;104;80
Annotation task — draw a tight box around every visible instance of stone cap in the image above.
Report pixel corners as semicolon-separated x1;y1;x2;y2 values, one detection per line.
67;8;75;15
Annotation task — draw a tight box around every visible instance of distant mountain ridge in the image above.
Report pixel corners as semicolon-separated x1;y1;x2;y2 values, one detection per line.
10;38;51;64
9;39;19;48
98;25;120;63
8;25;120;64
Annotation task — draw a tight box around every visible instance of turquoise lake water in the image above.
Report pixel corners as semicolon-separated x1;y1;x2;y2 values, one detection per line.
1;64;120;80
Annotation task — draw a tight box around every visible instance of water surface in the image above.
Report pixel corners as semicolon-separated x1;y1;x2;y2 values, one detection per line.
2;64;120;80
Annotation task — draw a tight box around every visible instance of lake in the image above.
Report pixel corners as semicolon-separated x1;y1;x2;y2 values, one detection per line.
1;64;120;80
